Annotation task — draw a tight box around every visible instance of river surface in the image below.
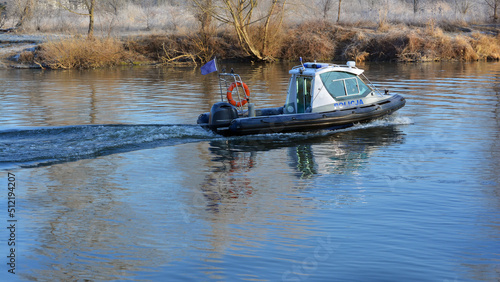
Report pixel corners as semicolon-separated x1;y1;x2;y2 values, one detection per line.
0;61;499;281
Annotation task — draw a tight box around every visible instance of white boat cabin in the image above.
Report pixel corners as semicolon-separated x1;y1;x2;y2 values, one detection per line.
284;62;380;114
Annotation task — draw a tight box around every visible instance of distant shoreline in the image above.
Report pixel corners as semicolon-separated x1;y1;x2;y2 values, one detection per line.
1;22;499;69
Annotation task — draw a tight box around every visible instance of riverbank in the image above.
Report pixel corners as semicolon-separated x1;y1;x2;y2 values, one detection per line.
0;34;68;68
1;21;499;69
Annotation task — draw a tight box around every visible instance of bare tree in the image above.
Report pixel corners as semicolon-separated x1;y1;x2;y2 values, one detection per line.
337;0;341;22
454;0;473;16
192;0;287;61
191;0;216;62
0;2;7;28
140;0;159;31
485;0;499;22
195;0;213;36
58;0;96;37
101;0;123;16
85;0;96;37
319;0;333;20
14;0;37;30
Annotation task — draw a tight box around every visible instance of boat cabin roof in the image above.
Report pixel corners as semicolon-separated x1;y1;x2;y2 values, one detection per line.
289;62;364;76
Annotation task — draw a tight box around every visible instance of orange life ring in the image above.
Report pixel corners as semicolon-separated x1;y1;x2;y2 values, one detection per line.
226;82;250;107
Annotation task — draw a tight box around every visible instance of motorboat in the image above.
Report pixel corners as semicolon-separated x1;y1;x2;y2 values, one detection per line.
197;61;405;136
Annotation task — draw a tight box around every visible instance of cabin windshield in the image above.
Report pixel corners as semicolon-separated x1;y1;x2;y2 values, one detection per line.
319;71;372;99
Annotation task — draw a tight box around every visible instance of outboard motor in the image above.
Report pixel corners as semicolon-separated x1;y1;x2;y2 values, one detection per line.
208;102;239;131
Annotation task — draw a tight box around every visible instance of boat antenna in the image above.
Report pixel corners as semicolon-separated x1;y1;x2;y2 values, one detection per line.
299;57;305;74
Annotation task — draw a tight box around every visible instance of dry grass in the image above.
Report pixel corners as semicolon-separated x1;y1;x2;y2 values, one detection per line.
17;51;35;63
280;21;336;61
470;32;500;60
35;37;144;69
25;21;500;69
327;23;500;62
392;26;499;62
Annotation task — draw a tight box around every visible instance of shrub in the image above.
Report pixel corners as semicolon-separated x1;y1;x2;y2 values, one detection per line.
125;31;245;64
36;37;141;69
279;21;337;61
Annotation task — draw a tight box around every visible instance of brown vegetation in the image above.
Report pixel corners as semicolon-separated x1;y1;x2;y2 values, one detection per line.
26;22;500;69
32;37;142;69
3;1;500;68
125;31;244;65
275;21;497;63
19;21;499;69
279;21;337;61
277;21;500;63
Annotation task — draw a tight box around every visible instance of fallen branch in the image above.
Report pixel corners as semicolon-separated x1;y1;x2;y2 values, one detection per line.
159;42;197;65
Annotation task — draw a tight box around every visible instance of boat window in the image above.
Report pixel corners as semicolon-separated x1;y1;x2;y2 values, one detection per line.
296;76;312;113
320;72;371;99
344;77;359;95
284;77;295;114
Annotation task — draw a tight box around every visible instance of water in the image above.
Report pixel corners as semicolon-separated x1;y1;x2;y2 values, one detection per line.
0;62;499;281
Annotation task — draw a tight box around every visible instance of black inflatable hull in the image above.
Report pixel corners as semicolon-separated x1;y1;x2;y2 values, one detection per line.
198;94;406;136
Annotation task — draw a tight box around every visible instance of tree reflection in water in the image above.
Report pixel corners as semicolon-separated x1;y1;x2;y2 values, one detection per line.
203;143;256;211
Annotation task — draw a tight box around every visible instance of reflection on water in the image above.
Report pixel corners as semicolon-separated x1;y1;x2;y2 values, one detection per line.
206;125;405;180
289;126;405;178
1;61;499;281
23;159;149;281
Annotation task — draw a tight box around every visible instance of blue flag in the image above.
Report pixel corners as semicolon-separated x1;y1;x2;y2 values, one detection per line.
201;58;217;75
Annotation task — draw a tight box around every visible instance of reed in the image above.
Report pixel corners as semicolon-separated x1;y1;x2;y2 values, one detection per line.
470;32;500;60
35;37;142;69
